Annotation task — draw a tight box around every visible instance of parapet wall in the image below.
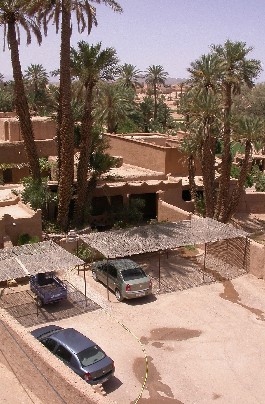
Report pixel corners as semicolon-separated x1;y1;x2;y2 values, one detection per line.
0;139;57;164
0;117;56;141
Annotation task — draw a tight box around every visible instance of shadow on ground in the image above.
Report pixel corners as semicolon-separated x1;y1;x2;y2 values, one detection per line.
0;281;100;328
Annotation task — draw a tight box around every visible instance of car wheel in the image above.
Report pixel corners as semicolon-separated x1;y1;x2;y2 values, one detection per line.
92;271;98;281
115;289;123;302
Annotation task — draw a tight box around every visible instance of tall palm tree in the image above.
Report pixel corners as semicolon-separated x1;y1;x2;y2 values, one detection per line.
70;40;119;226
211;40;261;221
182;53;223;218
0;0;42;180
119;63;142;90
24;63;49;113
40;0;122;230
145;65;168;121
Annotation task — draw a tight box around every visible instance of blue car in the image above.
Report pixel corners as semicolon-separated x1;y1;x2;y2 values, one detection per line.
31;325;114;385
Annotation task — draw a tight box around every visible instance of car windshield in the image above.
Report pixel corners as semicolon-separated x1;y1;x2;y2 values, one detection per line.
77;345;105;367
121;268;146;281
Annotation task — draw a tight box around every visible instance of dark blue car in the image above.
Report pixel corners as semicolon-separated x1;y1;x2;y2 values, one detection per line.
31;325;114;385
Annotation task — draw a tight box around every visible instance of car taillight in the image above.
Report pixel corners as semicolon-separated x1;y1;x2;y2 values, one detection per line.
84;372;92;381
125;284;131;292
112;360;115;371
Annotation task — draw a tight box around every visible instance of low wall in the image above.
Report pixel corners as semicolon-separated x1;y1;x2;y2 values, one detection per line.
157;199;192;222
249;239;265;279
0;139;57;164
1;205;42;245
237;191;265;214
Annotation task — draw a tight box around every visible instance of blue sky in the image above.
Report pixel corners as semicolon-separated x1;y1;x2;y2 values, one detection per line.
1;0;265;81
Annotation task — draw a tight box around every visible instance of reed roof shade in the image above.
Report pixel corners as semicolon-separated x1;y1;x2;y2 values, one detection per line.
0;240;84;282
80;218;248;259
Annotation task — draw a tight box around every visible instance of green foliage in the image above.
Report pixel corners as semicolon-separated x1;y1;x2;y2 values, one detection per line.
0;82;14;111
20;176;56;211
17;233;39;245
255;174;265;192
39;157;51;173
231;164;255;187
75;244;93;263
42;221;61;234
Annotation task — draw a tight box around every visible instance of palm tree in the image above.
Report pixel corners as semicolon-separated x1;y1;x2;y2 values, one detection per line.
96;82;132;133
24;63;49;114
182;53;223;218
119;63;142;90
0;0;42;180
211;40;261;222
70;40;119;226
145;65;168;121
224;115;265;222
40;0;122;230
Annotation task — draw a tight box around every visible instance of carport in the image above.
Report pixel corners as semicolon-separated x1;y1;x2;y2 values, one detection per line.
0;240;85;314
80;217;249;295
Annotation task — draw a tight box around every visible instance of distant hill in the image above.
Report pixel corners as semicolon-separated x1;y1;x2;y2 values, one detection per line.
166;77;187;85
137;76;186;85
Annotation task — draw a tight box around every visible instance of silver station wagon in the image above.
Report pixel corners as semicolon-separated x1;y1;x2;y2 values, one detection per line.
91;258;152;301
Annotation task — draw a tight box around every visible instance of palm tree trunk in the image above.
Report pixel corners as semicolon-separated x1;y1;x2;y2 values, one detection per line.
201;125;216;218
73;84;93;226
153;83;158;121
8;20;41;181
188;153;199;214
215;83;232;222
57;0;74;230
223;140;252;222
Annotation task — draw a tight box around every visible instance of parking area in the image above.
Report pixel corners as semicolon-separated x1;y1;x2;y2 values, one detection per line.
2;248;265;403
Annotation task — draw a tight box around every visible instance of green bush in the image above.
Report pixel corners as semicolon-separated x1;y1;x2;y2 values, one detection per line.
17;233;39;245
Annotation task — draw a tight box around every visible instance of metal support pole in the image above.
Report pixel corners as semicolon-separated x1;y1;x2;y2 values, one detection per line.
203;243;207;282
83;264;87;306
107;257;110;301
243;237;248;270
158;251;161;290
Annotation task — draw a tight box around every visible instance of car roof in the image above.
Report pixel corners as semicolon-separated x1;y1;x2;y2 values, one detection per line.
31;326;95;353
94;259;139;271
51;328;96;353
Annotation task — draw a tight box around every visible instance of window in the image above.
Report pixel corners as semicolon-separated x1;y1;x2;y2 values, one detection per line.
108;265;117;278
55;345;72;362
43;338;57;352
77;345;105;367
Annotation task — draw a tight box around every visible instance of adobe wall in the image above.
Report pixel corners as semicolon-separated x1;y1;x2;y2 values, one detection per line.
105;134;167;172
0;139;57;163
249;239;265;279
1;205;42;245
157;199;192;222
236;191;265;214
105;134;202;176
162;182;194;212
0;117;56;141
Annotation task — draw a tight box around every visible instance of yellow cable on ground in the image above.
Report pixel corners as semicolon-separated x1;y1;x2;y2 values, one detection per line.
103;309;148;404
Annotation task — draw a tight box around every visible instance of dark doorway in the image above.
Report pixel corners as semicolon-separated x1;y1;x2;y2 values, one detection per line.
130;193;157;220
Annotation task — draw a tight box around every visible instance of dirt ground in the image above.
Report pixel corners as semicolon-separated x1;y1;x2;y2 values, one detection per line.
2;247;265;403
